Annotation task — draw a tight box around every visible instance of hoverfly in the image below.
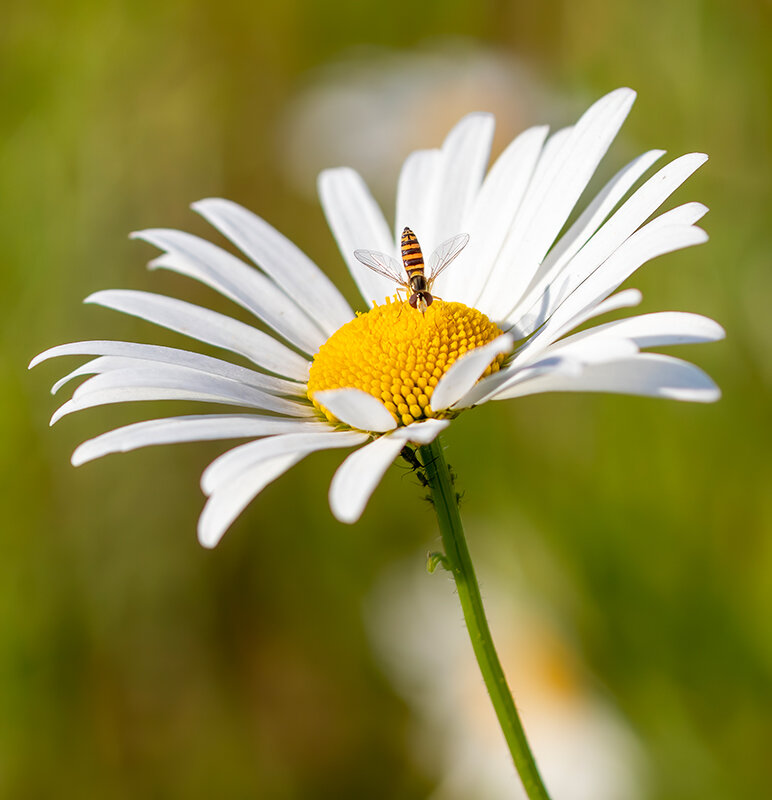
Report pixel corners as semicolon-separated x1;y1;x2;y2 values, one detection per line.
354;227;470;314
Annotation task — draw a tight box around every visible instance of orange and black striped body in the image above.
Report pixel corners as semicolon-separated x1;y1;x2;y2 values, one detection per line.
400;227;433;311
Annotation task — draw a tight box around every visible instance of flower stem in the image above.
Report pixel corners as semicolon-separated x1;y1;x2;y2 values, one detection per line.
418;436;551;800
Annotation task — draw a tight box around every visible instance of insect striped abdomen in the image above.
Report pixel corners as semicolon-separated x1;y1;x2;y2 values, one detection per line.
401;227;425;276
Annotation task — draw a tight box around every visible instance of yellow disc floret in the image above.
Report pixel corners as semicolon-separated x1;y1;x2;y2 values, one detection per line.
307;298;506;427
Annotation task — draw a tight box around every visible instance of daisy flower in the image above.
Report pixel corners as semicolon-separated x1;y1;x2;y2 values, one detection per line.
31;87;723;550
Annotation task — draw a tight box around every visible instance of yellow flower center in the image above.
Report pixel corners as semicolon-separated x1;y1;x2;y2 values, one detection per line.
307;298;505;427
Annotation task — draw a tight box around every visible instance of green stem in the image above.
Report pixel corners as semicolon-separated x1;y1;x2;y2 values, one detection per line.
418;436;551;800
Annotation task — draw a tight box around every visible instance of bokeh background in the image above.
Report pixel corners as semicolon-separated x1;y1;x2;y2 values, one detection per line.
3;1;770;798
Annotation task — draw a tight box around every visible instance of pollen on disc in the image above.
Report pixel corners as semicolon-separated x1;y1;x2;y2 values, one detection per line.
307;298;505;426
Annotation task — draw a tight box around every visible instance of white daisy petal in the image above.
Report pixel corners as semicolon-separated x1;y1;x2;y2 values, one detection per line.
467;124;571;312
51;356;208;396
518;207;707;358
524;125;575;194
329;435;406;524
429;113;495;251
432;334;514;411
523;149;665;298
51;358;114;394
328;417;451;524
639;199;709;230
559;311;726;349
35;342;305;397
85;290;310;381
473;124;576;311
543;335;640;364
510;287;644;359
312;388;397;432
396;149;442;251
536;221;708;342
507;317;640;375
509;154;709;333
318;167;396;306
479;88;637;318
454;355;582;409
72;415;328;466
198;453;305;549
492;353;721;403
389;418;450;445
132;228;326;354
452;124;548;306
467;335;639;408
201;430;368;495
555;288;643;334
191;198;355;336
50;365;313;425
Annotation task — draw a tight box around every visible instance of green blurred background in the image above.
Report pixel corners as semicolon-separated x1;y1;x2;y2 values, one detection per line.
3;1;770;797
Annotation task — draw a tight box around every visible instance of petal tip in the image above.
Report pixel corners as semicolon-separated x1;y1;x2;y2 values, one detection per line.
611;86;637;106
317;165;359;190
196;526;220;550
82;291;104;306
191;197;226;215
331;504;361;525
686;386;722;403
196;504;226;549
455;110;495;128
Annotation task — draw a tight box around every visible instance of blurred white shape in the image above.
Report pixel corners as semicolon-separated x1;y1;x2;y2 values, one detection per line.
366;554;647;800
278;41;556;201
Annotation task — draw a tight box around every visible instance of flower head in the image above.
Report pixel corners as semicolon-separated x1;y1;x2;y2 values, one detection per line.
31;88;723;547
307;298;506;426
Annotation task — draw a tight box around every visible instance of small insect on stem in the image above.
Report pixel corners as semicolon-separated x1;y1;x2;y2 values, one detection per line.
447;463;457;486
400;445;422;471
400;446;430;488
354;228;470;314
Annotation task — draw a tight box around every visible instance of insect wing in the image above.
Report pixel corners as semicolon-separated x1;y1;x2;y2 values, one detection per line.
353;249;407;286
427;233;470;285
